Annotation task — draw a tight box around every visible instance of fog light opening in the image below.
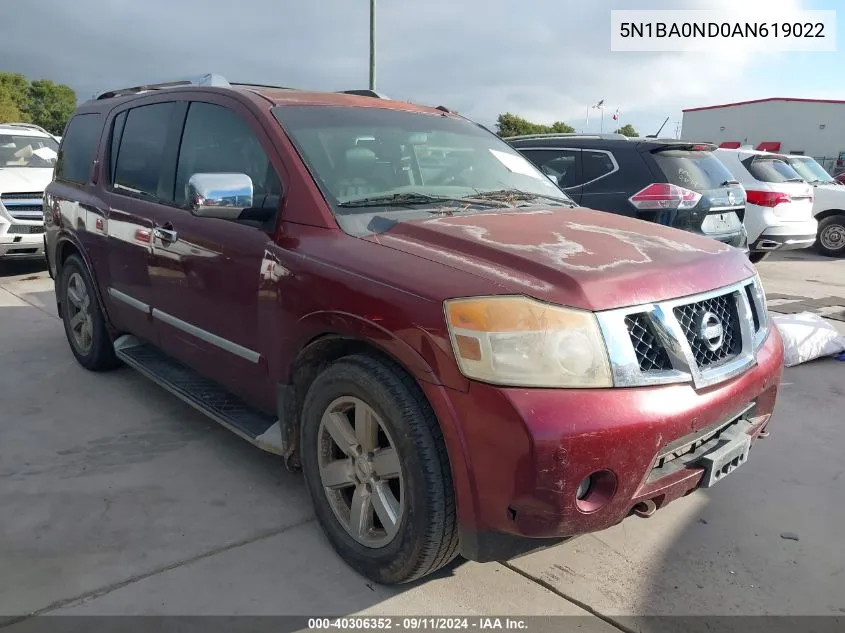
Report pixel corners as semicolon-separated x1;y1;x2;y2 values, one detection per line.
574;469;617;513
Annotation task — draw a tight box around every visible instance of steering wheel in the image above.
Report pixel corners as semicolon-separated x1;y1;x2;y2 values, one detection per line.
428;154;474;186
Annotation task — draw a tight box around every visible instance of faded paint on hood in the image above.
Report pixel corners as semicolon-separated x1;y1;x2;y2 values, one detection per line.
368;207;756;311
0;168;53;193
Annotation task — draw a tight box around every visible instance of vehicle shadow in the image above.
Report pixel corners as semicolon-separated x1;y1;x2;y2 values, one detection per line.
0;259;48;278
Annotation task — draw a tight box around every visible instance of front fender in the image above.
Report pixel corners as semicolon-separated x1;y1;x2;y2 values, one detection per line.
54;230;114;331
287;310;468;391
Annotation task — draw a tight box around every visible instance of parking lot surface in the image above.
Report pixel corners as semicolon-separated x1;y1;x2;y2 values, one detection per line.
1;252;843;629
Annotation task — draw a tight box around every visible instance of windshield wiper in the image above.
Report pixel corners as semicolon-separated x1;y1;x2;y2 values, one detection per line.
338;192;509;209
467;189;576;207
784;177;806;183
720;179;740;187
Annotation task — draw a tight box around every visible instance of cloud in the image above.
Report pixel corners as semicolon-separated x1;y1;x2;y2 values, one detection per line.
0;0;818;131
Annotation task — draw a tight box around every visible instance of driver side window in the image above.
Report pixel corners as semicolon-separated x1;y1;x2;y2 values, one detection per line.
174;102;281;207
520;149;580;189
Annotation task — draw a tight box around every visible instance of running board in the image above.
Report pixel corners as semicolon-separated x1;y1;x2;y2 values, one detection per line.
113;335;283;454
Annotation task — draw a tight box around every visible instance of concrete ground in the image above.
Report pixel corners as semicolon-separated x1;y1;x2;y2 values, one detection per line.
1;251;844;631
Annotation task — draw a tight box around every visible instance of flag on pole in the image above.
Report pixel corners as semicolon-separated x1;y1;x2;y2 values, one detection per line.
612;108;620;121
591;98;605;110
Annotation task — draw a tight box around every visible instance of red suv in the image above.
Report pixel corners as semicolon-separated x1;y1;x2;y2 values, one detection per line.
44;75;784;584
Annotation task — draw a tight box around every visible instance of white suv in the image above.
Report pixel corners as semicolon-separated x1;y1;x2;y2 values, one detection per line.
715;148;817;263
0;123;59;260
777;155;845;258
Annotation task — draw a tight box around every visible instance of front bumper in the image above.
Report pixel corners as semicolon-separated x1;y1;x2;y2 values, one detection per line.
0;229;46;259
425;327;784;562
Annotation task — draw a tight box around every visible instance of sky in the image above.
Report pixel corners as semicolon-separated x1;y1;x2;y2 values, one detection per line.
1;0;841;136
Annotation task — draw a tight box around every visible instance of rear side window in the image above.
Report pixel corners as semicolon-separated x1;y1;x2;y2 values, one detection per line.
742;157;802;183
520;149;579;188
582;150;615;182
651;149;734;191
113;103;176;199
55;113;102;185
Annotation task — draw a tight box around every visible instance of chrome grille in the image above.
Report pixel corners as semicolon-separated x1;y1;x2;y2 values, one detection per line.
625;313;671;372
673;293;742;368
596;277;769;390
1;192;44;220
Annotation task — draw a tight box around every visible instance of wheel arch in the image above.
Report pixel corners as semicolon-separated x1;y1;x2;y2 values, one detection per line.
815;208;845;222
54;234;113;330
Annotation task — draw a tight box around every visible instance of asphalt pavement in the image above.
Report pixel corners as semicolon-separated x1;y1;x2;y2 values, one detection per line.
1;251;843;632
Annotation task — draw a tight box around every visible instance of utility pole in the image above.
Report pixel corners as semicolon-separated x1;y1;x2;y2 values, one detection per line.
369;0;376;91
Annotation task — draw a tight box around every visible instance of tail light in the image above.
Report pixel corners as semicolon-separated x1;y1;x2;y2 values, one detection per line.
628;183;702;210
745;190;791;207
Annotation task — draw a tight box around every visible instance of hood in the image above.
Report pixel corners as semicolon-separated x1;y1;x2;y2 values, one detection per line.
0;168;53;194
367;207;756;311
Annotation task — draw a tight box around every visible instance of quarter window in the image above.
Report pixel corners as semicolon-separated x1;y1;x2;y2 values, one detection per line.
55;113;101;184
520;149;580;188
113;102;176;199
582;151;615;182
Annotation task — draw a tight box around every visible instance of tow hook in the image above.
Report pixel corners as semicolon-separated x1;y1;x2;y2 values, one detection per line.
758;428;770;438
633;499;658;518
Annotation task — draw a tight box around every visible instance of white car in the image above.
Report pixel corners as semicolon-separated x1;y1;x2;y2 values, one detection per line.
714;148;817;263
0;123;58;260
776;155;845;257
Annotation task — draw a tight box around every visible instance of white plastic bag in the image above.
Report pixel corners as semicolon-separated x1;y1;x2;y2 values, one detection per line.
771;312;845;367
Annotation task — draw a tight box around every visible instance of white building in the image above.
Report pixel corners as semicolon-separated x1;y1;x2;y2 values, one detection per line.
681;98;845;173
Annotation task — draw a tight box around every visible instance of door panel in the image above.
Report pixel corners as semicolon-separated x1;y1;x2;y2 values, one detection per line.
148;99;283;412
101;102;182;343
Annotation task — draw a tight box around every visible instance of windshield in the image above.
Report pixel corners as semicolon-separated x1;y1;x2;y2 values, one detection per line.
651;149;736;191
272;106;572;233
789;157;835;184
742;156;803;183
0;134;59;168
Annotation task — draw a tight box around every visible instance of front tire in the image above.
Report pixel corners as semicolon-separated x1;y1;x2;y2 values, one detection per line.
58;254;121;371
301;354;459;584
815;214;845;257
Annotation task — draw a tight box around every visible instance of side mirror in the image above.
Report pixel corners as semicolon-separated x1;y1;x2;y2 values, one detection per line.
187;173;253;219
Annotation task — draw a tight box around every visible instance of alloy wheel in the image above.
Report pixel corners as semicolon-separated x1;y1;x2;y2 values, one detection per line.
66;272;94;354
317;396;404;548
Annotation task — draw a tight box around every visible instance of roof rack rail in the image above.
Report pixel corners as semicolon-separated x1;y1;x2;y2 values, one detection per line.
230;82;298;91
338;89;390;99
505;132;629;141
96;73;231;100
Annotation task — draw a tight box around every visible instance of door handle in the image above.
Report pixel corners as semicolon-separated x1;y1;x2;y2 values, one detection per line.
153;227;178;244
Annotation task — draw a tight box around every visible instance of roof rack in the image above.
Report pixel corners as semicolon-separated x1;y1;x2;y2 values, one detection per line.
338;89;390;99
505;132;629;141
95;73;231;100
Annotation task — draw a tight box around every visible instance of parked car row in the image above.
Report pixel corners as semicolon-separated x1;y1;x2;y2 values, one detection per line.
43;74;784;584
506;133;845;259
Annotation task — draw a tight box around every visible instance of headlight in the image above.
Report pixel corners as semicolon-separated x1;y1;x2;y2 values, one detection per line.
444;296;612;388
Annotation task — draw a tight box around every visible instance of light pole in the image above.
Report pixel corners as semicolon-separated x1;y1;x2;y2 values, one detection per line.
369;0;376;91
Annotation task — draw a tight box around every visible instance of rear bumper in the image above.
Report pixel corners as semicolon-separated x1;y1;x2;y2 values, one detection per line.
424;327;784;562
751;223;817;252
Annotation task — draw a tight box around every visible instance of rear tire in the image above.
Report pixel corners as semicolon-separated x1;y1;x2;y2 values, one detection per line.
58;254;121;371
815;214;845;257
300;353;459;584
748;252;769;264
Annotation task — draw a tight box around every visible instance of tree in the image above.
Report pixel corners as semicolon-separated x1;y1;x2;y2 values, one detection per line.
25;80;77;135
614;123;638;137
0;72;77;134
495;112;574;137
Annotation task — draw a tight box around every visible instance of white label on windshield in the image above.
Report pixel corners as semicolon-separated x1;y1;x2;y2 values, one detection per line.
33;147;58;160
489;149;545;180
